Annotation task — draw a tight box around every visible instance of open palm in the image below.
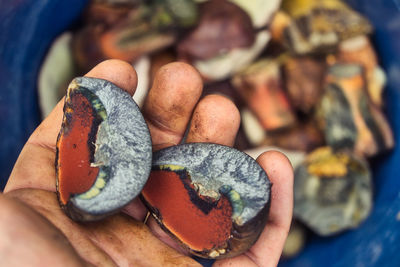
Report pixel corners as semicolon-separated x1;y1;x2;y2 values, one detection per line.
1;60;293;267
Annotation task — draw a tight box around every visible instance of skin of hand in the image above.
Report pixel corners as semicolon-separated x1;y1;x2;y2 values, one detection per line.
1;59;293;267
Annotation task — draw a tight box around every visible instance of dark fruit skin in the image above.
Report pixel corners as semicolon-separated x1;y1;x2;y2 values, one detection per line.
141;143;271;259
56;77;152;221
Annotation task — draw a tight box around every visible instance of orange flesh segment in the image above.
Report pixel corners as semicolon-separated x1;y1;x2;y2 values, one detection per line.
57;93;100;205
142;170;232;252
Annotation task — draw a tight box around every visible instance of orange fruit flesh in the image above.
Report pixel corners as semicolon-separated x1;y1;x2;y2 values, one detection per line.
142;170;233;252
57;93;100;205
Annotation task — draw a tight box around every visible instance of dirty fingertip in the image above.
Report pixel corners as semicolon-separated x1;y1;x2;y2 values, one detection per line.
256;150;293;182
187;94;240;146
85;59;138;96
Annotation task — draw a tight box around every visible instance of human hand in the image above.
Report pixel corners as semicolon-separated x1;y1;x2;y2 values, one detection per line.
2;60;293;266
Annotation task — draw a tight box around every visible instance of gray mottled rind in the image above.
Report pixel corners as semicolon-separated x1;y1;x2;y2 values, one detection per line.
152;143;271;224
293;152;372;236
69;77;152;216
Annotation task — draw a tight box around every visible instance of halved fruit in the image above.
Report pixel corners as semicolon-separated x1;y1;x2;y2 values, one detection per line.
141;143;271;259
56;77;152;221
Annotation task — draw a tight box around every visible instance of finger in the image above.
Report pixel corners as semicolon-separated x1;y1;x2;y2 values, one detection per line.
248;151;293;266
186;94;240;146
5;59;138;193
86;59;138;96
257;151;293;229
142;62;203;149
146;94;241;251
214;151;294;267
127;62;202;221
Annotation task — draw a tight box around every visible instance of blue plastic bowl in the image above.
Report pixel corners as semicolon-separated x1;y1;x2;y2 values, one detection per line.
0;0;87;189
0;1;399;266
